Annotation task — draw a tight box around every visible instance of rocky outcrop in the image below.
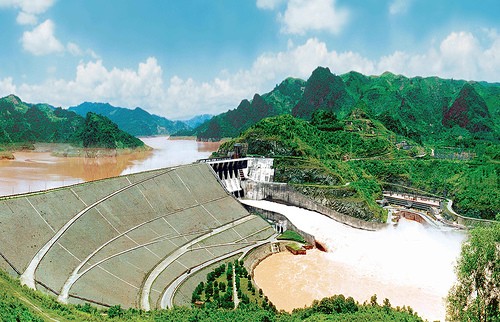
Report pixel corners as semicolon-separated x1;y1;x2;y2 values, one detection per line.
293;185;374;221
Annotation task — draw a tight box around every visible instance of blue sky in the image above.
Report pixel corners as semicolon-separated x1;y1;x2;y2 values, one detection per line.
0;0;499;119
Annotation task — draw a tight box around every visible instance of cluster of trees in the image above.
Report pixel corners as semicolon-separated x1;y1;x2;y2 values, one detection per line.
447;223;499;321
0;290;44;322
190;259;276;312
191;262;234;309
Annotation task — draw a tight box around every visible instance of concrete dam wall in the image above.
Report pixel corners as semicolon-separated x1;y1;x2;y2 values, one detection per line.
0;163;274;309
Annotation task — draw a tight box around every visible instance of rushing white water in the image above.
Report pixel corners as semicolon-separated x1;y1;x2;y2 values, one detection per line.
243;199;466;321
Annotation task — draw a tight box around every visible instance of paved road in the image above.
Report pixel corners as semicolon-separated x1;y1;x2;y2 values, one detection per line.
232;264;239;308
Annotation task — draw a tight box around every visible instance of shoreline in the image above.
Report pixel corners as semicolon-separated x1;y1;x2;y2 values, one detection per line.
0;142;152;160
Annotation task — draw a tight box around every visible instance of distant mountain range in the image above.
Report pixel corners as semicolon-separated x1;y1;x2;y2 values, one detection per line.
69;102;212;137
179;77;306;140
2;66;498;146
182;67;500;143
0;95;144;150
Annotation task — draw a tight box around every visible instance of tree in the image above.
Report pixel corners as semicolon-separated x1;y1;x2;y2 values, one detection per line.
447;223;500;321
107;305;124;318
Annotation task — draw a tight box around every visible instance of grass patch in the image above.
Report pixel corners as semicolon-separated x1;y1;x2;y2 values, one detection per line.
277;230;306;243
285;243;303;251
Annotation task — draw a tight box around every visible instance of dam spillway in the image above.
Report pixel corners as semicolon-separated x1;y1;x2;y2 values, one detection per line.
244;199;465;321
0;163;275;309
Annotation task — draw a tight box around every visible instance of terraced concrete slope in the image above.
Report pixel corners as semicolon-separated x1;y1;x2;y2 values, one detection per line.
0;163;274;309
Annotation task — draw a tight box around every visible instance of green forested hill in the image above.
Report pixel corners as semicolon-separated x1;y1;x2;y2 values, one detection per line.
183;77;306;140
0;95;144;150
187;67;500;145
80;112;144;149
69;102;190;136
292;67;355;119
217;111;499;220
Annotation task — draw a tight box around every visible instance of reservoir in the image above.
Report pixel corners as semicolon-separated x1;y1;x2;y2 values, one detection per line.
246;200;465;322
0;136;220;196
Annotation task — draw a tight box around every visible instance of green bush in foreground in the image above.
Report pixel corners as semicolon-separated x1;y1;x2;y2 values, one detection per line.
447;223;500;321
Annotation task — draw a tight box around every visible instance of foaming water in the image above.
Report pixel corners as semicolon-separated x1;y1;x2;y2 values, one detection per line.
246;200;466;321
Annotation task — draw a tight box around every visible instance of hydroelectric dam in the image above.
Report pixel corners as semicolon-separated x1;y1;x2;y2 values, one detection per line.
0;155;468;317
0;162;276;310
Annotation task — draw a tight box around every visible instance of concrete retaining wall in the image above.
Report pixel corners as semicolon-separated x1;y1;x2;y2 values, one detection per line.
444;199;497;227
243;205;315;245
243;181;387;231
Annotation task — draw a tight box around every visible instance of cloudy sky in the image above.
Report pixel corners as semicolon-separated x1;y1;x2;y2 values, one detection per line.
0;0;499;119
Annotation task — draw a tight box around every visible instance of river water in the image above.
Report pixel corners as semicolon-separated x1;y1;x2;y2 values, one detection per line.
0;137;220;197
246;200;465;322
1;143;466;321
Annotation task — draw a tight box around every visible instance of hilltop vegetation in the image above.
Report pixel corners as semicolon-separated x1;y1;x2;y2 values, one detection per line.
80;112;144;149
199;66;499;221
0;95;145;151
186;67;499;146
181;78;306;140
217;109;499;220
69;102;194;136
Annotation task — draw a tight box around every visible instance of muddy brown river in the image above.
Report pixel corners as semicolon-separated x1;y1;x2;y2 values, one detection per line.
1;144;466;321
0;137;220;196
248;200;465;322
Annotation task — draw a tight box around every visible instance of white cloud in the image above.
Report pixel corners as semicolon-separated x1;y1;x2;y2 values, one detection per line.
389;0;412;15
377;31;500;81
0;0;55;25
67;42;83;56
21;19;64;55
2;30;499;119
2;0;96;58
256;0;284;10
0;77;16;94
278;0;349;35
257;0;349;35
16;11;37;25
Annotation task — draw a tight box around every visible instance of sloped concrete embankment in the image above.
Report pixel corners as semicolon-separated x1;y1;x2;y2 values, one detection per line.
0;163;275;310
